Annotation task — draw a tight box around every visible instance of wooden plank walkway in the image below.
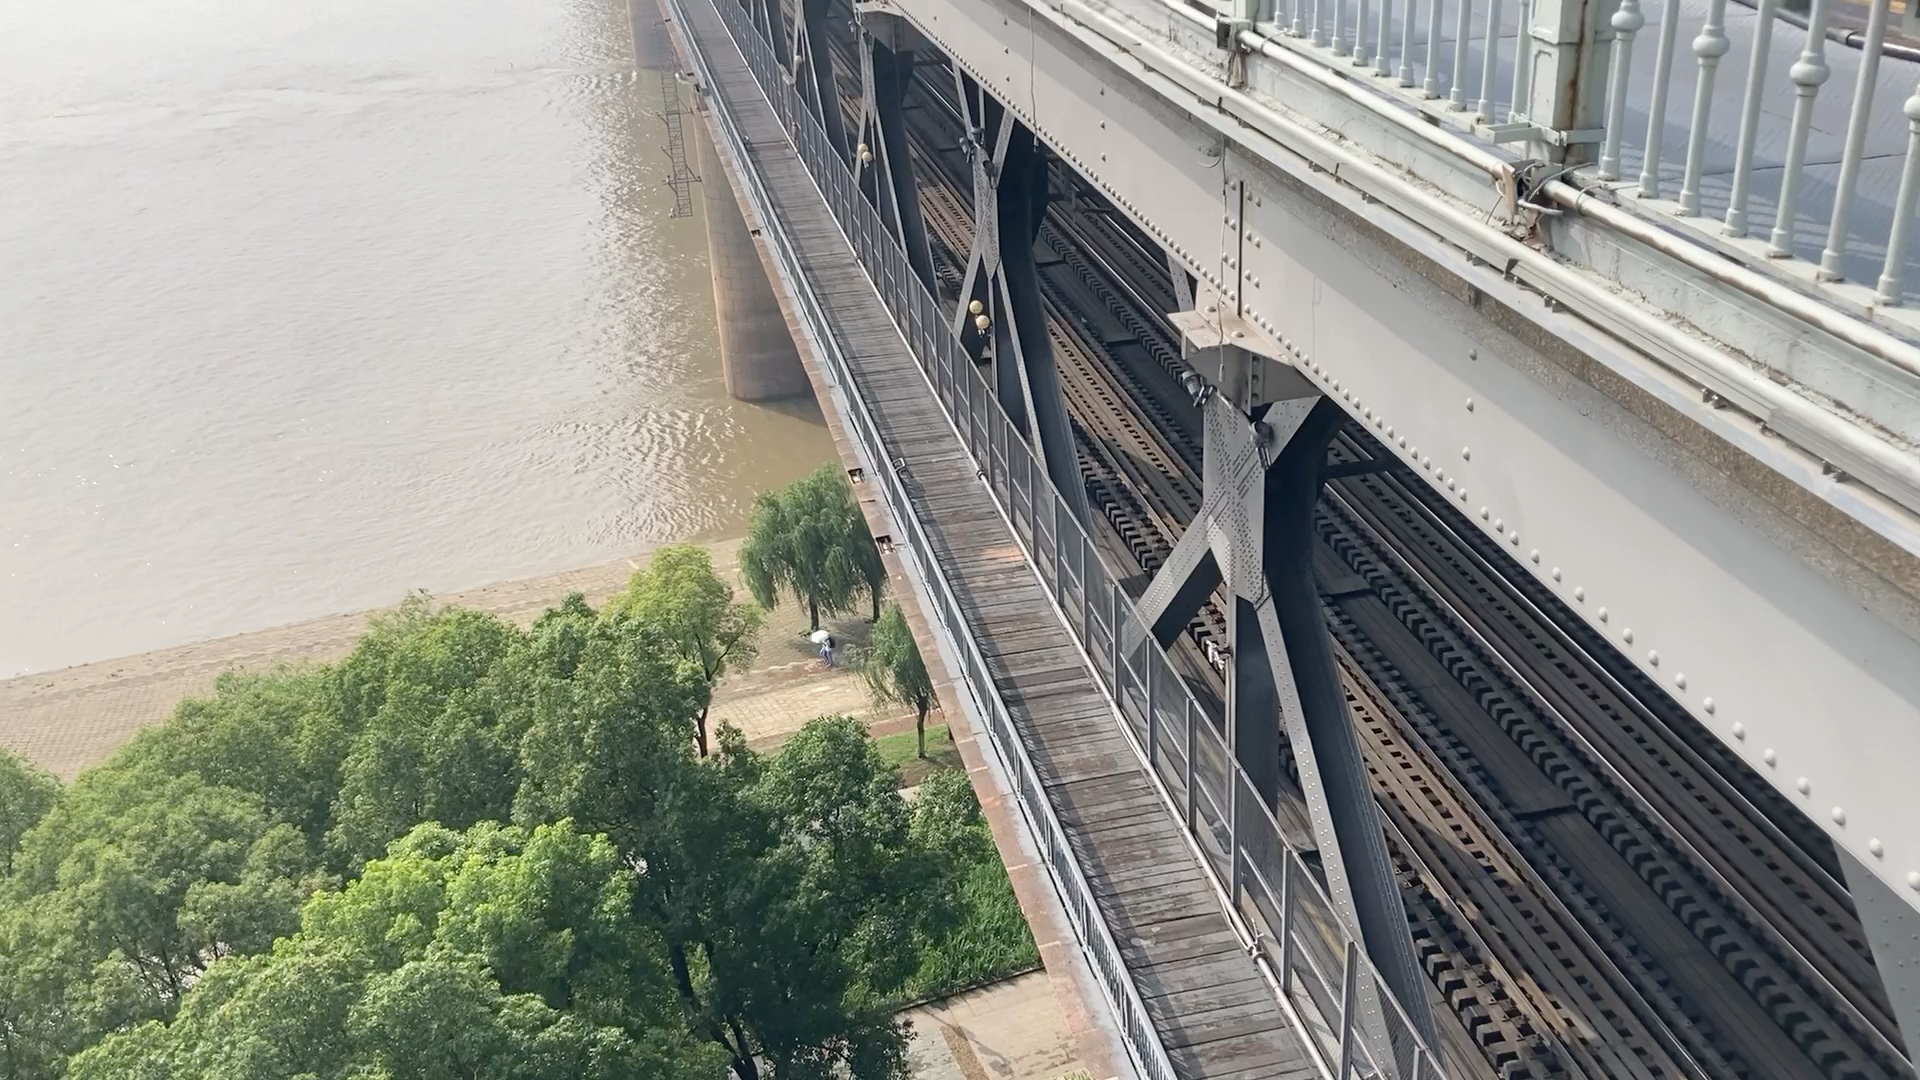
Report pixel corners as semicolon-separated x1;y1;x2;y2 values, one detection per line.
672;2;1318;1077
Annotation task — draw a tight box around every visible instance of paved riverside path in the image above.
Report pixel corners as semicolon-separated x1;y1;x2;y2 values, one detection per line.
670;2;1318;1075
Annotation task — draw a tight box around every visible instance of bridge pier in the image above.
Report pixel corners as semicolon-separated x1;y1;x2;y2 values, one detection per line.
694;123;811;401
1134;317;1438;1056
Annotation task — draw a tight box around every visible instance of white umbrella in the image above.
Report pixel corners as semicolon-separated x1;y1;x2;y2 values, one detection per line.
809;629;832;645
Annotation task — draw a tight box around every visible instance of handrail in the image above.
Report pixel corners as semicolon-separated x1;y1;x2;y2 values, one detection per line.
658;3;1180;1077
666;0;1456;1074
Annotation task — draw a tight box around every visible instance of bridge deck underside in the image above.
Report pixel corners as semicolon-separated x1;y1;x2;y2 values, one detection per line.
676;0;1318;1074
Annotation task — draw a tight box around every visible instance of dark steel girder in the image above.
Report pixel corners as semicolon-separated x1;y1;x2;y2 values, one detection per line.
947;73;1088;526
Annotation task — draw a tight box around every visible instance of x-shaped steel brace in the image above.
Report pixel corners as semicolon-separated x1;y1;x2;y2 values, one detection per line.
784;0;848;157
1132;391;1437;1068
850;25;935;291
946;72;1087;524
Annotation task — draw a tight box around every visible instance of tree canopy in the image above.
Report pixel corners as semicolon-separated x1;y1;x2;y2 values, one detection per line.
861;605;937;758
740;465;886;630
606;543;763;756
0;750;58;876
64;821;723;1080
0;579;1033;1080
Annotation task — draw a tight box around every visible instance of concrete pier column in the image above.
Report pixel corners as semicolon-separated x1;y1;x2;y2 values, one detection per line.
694;123;810;401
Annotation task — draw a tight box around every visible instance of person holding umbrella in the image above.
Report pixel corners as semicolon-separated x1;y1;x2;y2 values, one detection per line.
810;628;837;668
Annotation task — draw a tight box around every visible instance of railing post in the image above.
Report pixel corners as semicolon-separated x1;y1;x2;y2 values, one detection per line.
1519;0;1614;163
1278;854;1295;992
1637;0;1683;196
1875;80;1920;304
1595;0;1641;178
1228;773;1241;907
1147;662;1160;768
1818;0;1892;281
1677;0;1731;216
1768;0;1833;257
1110;583;1123;693
1337;940;1360;1080
1185;699;1198;830
1141;641;1155;746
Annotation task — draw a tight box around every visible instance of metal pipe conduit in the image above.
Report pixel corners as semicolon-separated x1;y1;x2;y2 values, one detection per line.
1031;0;1920;529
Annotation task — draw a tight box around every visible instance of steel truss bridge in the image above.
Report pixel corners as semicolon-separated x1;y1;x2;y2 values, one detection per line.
650;0;1920;1073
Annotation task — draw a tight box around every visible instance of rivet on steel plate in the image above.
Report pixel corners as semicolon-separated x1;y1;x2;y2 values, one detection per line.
1480;507;1491;520
1796;777;1811;795
1731;721;1744;739
1509;531;1520;545
1465;397;1474;411
1764;748;1777;766
1832;807;1846;825
1598;606;1608;621
1674;673;1686;689
1646;648;1656;664
1703;697;1715;714
1574;587;1585;601
1910;872;1920;890
1462;447;1471;460
1494;518;1504;531
1529;549;1539;563
1623;628;1634;643
1459;489;1469;501
1437;469;1447;482
1468;348;1478;360
1869;838;1883;857
1550;567;1562;581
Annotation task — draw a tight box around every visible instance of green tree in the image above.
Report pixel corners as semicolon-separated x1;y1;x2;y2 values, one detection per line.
10;769;328;1000
518;679;957;1080
325;604;528;868
64;820;722;1080
607;544;764;756
0;749;59;876
109;667;343;854
740;465;885;630
860;605;936;759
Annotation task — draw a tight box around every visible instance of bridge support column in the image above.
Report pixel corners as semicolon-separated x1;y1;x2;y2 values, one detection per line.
851;18;935;291
1843;850;1920;1064
949;76;1089;524
693;123;811;401
1133;314;1436;1064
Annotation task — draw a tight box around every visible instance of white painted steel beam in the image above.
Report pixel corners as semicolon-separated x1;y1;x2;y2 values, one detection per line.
878;0;1920;911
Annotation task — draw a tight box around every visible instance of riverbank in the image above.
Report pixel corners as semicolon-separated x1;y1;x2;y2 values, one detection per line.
0;538;908;779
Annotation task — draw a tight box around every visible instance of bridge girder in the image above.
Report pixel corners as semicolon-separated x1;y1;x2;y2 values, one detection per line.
947;76;1089;525
1133;351;1440;1057
877;0;1920;935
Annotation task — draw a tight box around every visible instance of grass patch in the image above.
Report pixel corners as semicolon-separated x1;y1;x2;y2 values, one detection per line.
874;723;963;786
903;843;1040;1001
897;770;1041;1003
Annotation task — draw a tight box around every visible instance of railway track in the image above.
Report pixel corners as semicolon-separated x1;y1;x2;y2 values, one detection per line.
811;33;1909;1080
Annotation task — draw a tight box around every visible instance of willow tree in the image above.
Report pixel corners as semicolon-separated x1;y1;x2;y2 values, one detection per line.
861;605;936;758
740;465;885;630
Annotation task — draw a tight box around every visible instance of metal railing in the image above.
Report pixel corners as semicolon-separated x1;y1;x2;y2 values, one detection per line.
1219;0;1920;302
675;0;1454;1075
